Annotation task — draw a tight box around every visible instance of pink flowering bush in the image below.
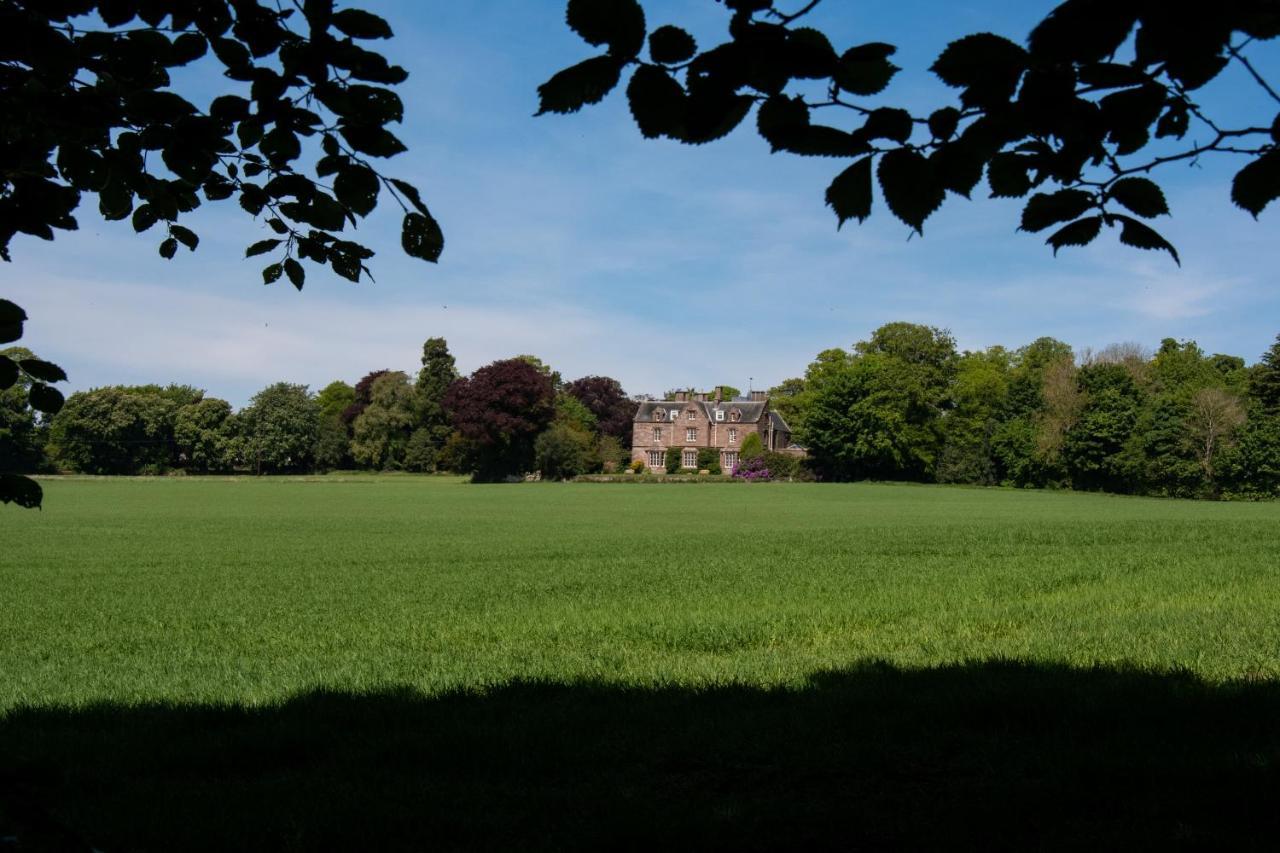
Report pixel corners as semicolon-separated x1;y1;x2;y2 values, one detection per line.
732;455;772;482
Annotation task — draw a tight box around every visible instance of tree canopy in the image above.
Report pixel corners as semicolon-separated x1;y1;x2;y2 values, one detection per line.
542;0;1280;264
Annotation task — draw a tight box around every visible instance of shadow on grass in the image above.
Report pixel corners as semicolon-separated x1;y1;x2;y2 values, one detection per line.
2;660;1278;851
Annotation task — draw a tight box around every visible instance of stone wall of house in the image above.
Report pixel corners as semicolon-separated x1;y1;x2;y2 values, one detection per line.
630;398;773;470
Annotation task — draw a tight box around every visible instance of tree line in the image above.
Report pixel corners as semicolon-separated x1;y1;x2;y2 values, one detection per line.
4;323;1280;498
1;338;639;484
769;323;1280;499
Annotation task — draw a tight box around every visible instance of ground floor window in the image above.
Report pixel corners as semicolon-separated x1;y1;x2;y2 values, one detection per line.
682;449;698;468
723;451;739;473
646;450;663;468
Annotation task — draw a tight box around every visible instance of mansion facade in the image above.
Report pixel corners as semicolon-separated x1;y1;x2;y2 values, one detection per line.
630;390;796;473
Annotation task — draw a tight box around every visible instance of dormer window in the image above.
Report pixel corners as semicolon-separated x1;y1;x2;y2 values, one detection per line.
669;409;678;421
653;408;666;422
715;410;725;422
729;408;741;422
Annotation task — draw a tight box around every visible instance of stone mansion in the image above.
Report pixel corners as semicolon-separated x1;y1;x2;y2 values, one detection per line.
630;390;797;473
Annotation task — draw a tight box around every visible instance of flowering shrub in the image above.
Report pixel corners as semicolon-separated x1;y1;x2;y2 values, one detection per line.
732;455;772;482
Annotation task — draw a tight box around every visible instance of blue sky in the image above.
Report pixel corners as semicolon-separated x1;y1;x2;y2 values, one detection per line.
8;1;1279;406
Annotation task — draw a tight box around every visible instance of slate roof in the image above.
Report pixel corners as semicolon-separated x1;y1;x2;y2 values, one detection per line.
634;399;770;423
769;410;792;433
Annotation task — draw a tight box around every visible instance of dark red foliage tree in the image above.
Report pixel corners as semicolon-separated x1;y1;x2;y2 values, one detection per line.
564;375;637;443
444;358;556;482
341;368;390;428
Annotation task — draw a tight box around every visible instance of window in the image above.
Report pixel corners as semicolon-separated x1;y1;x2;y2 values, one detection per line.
729;408;741;422
686;409;696;421
715;410;725;421
669;409;678;421
647;450;663;468
723;451;739;473
653;408;665;421
682;449;697;468
728;428;737;444
652;427;662;443
686;427;697;442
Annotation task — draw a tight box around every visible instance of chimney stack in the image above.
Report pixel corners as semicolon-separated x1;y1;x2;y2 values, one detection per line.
751;390;766;402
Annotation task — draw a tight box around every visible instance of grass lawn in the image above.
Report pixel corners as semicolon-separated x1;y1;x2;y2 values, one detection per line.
2;477;1279;849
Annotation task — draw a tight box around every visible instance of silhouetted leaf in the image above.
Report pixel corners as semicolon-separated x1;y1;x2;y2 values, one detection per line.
835;43;899;96
1046;215;1103;254
338;125;406;157
929;144;984;198
402;212;444;262
678;91;752;144
170;225;199;250
1272;112;1279;144
627;65;684;138
860;107;913;144
332;9;393;39
335;166;380;216
566;0;646;58
131;205;157;232
1108;177;1168;217
878;148;944;233
262;262;283;284
284;258;305;289
0;356;17;390
757;95;808;151
0;473;42;509
649;25;696;64
0;299;26;345
17;358;67;383
1231;151;1280;218
826;156;873;228
1020;189;1096;232
1099;84;1165;154
928;107;960;141
158;237;178;259
1029;0;1140;63
931;33;1027;108
29;382;64;415
1155;102;1189;139
1108;213;1179;264
786;27;838;79
537;56;624;115
388;179;431;216
1077;62;1148;89
246;239;282;257
987;153;1033;197
330;251;362;282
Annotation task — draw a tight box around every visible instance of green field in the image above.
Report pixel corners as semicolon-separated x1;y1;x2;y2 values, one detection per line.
3;478;1280;848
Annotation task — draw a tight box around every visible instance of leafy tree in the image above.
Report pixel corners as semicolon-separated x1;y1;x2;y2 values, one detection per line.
238;382;318;473
341;369;390;428
402;428;438;473
938;349;1010;485
545;0;1280;263
564;375;636;443
1186;386;1248;491
316;381;356;422
1;306;67;505
553;392;599;435
534;422;595;480
48;385;191;474
415;337;459;464
1249;335;1280;416
1062;363;1146;492
0;346;51;476
351;371;417;469
665;445;681;474
595;434;627;473
1220;416;1280;497
739;431;765;461
173;396;235;472
2;1;442;285
515;354;562;390
313;415;351;471
444;359;555;482
696;447;722;474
